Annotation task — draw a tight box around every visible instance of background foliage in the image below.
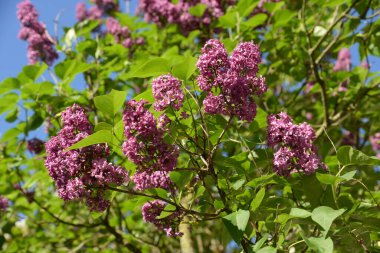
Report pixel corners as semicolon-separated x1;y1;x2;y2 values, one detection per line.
0;0;379;252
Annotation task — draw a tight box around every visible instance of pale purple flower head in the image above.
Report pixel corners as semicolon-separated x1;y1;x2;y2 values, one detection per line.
17;0;58;65
333;48;351;71
132;170;172;191
197;40;267;121
158;114;171;130
45;104;128;211
88;6;103;20
197;39;229;91
122;38;133;48
106;17;129;43
123;100;157;138
92;0;119;13
267;112;325;176
122;99;178;190
370;133;380;158
341;130;355;146
91;158;129;186
17;0;39;27
360;61;370;69
76;3;88;21
142;200;183;236
137;0;227;35
27;138;45;154
0;196;9;212
135;37;145;45
229;42;261;78
152;74;184;111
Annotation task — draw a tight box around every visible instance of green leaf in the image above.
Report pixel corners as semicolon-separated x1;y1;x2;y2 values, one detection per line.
20;63;48;82
303;236;333;253
157;204;177;219
188;3;207;17
237;0;259;17
252;233;269;251
316;173;345;185
194;185;205;199
222;209;250;243
250;188;265;212
133;88;154;103
66;130;113;151
256;246;277;253
0;93;19;114
340;170;356;181
54;59;92;80
169;171;193;190
172;56;198;80
0;78;20;94
94;89;127;117
214;199;224;210
5;108;18;123
218;11;237;28
273;9;296;28
311;206;345;236
337;146;380;166
289;208;311;218
124;58;171;78
94;122;113;132
244;14;268;29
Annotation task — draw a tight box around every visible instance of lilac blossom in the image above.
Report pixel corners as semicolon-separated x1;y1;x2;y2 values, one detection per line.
122;100;179;190
141;200;183;236
45;104;128;211
152;74;184;111
76;3;88;21
27;138;45;154
370;133;380;158
92;0;119;13
341;130;356;146
137;0;227;35
267;112;326;176
333;48;351;72
197;40;267;121
0;196;9;212
360;61;370;69
17;0;58;65
106;17;129;42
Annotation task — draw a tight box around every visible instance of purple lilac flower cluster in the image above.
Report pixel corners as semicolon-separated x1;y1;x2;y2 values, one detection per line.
26;138;45;154
45;104;128;211
76;0;118;22
142;200;183;236
267;112;326;176
122;100;179;191
370;133;380;158
106;18;145;48
0;196;9;212
137;0;228;35
76;2;102;21
333;48;351;92
341;130;356;146
152;74;184;111
17;0;58;65
333;48;351;72
196;39;267;121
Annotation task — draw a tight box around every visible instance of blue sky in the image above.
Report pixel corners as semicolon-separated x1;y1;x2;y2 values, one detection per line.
0;1;378;138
